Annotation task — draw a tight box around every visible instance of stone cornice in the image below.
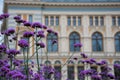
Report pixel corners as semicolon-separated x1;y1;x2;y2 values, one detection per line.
4;0;120;7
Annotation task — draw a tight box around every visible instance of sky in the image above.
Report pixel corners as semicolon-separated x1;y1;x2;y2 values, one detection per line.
0;0;3;27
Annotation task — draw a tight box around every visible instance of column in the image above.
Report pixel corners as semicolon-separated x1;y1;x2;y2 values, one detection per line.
62;65;67;80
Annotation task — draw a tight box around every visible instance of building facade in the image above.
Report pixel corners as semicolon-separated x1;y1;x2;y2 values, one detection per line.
2;0;120;80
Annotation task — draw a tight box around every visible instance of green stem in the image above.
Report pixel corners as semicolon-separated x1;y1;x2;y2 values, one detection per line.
35;27;40;71
10;57;12;70
23;48;27;75
26;38;29;80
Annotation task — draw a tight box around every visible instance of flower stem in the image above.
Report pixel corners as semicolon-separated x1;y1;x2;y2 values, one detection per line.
35;27;40;71
26;38;29;80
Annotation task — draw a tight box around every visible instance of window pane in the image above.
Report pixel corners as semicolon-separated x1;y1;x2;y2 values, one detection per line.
90;16;93;26
95;17;98;26
114;61;120;80
45;16;49;26
78;17;81;26
29;15;33;23
100;17;104;26
68;17;71;26
92;32;103;51
73;17;76;26
112;17;116;26
78;66;84;80
56;16;59;26
69;32;80;52
115;33;120;52
67;66;74;80
118;17;120;26
50;16;54;26
47;33;58;52
54;66;61;80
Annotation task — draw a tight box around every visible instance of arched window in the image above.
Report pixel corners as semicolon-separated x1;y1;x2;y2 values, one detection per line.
44;60;52;79
67;60;74;80
115;32;120;52
54;60;61;80
114;61;120;80
69;32;80;52
47;33;58;52
77;61;84;80
92;32;103;51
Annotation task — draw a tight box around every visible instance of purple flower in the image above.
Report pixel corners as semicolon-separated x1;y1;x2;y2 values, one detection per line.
74;43;82;48
54;32;58;36
90;58;96;63
23;31;34;38
107;73;115;79
37;30;45;38
16;19;24;24
47;29;53;33
101;60;108;65
24;22;32;26
14;16;21;20
91;75;102;80
32;22;42;28
1;13;9;18
6;49;20;56
52;40;57;45
43;25;47;29
18;39;29;47
36;42;45;48
80;53;88;58
7;28;15;34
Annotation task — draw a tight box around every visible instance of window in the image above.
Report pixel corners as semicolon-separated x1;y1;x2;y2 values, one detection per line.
115;32;120;52
67;60;74;80
92;32;103;51
56;16;59;26
101;66;108;80
78;17;81;26
73;17;76;26
45;16;49;26
112;16;116;26
118;17;120;26
78;61;84;80
95;17;98;26
90;16;93;26
50;16;54;26
47;33;58;52
69;32;80;52
29;15;33;23
54;61;61;80
114;61;120;80
68;17;71;26
100;16;104;26
44;60;52;79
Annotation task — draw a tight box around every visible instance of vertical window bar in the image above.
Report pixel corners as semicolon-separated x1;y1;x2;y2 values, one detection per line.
45;16;49;26
68;16;71;26
50;16;54;26
100;16;104;26
56;16;59;26
73;16;76;26
112;16;116;26
90;16;93;26
78;17;81;26
95;16;98;26
29;15;33;23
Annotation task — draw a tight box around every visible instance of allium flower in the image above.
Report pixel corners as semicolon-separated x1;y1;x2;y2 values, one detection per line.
80;53;88;58
107;73;115;79
18;39;29;47
52;40;57;45
37;30;45;38
13;16;21;20
7;28;15;34
6;49;20;55
1;13;9;18
43;25;47;29
47;29;53;33
36;42;45;48
74;43;82;48
23;31;34;38
32;22;42;28
24;22;32;26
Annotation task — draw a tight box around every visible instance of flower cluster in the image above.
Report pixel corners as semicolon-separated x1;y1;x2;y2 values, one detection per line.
23;31;34;38
18;39;29;47
32;22;42;28
0;44;7;53
0;13;9;20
